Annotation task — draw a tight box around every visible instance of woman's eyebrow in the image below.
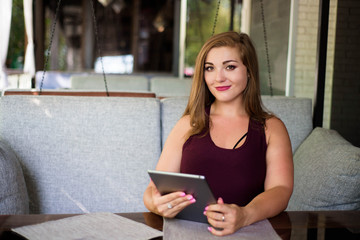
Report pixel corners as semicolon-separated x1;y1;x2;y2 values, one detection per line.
205;60;239;65
223;60;238;64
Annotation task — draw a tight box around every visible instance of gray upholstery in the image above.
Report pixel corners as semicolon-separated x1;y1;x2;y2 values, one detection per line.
261;96;313;152
71;75;149;91
287;127;360;211
1;94;358;214
0;96;161;214
150;77;192;97
160;97;189;147
0;141;29;214
160;96;313;152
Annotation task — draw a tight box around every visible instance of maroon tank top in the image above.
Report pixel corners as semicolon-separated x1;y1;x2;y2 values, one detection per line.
180;111;267;206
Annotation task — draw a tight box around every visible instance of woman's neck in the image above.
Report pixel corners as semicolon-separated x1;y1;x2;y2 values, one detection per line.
211;100;247;118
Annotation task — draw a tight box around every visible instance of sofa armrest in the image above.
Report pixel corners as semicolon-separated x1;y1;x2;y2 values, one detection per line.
0;141;29;214
287;127;360;211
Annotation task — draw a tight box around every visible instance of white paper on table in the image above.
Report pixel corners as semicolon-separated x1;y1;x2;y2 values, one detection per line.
12;212;163;240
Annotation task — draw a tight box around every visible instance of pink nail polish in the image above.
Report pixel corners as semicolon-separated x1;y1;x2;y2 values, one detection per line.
207;227;212;232
180;192;186;197
190;199;196;203
203;211;206;215
205;206;209;211
187;195;193;200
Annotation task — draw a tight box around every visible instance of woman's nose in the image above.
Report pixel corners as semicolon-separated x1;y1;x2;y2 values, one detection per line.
215;69;226;82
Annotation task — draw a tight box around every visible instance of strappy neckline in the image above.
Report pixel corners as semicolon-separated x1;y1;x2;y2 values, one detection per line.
207;117;251;151
233;132;248;149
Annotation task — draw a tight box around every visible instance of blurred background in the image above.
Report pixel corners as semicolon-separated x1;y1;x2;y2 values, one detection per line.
1;0;359;146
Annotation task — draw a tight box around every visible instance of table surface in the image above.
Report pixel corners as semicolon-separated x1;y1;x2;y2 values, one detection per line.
0;211;359;239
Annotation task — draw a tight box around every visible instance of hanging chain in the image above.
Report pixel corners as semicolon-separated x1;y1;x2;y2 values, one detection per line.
39;0;62;94
260;0;273;96
90;0;109;96
40;0;109;96
212;0;221;36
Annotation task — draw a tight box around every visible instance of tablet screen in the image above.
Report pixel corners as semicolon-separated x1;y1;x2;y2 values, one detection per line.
148;170;216;223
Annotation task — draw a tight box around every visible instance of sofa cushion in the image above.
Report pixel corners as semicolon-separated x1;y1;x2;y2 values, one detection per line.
71;74;149;91
160;96;313;153
0;141;29;214
0;95;161;214
151;77;192;97
287;127;360;210
160;97;189;147
261;96;313;153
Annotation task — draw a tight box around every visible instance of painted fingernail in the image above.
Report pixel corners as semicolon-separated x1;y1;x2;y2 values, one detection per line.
190;199;196;203
205;206;209;211
180;192;186;197
207;227;212;232
187;195;193;200
203;211;207;215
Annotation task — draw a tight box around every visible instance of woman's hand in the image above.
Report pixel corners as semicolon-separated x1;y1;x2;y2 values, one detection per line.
150;181;196;218
204;197;249;236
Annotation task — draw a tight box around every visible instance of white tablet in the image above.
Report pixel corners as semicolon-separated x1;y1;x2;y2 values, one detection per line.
148;170;216;223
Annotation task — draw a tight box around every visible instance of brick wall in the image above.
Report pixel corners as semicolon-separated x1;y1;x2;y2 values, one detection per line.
294;0;319;102
295;0;359;146
294;0;337;129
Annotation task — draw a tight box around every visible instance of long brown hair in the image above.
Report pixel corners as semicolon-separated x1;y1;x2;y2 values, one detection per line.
183;31;272;138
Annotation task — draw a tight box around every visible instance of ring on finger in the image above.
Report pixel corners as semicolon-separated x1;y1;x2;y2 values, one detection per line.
167;203;173;209
222;215;225;222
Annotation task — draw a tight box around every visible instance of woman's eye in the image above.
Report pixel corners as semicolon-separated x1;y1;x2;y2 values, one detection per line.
205;66;213;71
226;65;236;70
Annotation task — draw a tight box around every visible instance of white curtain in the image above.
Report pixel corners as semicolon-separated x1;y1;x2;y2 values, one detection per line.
0;0;13;88
23;0;35;79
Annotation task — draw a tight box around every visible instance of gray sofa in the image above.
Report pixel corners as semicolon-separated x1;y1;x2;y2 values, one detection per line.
70;75;192;98
0;95;359;215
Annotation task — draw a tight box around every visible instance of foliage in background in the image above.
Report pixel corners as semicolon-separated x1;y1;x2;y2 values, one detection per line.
185;0;241;69
7;0;67;71
7;0;25;69
43;9;68;71
6;0;241;72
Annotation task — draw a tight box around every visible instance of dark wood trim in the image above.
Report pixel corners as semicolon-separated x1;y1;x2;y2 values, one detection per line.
131;0;140;72
313;0;330;128
3;90;156;98
34;0;44;73
1;211;359;240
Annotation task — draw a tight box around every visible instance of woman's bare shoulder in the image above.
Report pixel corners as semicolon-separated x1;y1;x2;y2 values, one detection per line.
166;114;192;144
265;116;286;129
178;114;191;125
264;116;290;144
156;114;192;172
172;114;191;133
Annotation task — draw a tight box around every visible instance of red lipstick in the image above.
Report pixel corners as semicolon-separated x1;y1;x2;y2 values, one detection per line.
215;86;231;91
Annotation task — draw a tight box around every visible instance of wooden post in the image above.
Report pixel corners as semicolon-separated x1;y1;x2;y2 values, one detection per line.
313;0;330;128
230;0;235;31
131;0;140;72
82;0;94;70
34;0;45;87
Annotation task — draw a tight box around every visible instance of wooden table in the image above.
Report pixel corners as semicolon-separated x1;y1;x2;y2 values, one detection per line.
0;211;359;239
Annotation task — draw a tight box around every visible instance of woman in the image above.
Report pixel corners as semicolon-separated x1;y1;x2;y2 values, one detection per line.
143;31;293;236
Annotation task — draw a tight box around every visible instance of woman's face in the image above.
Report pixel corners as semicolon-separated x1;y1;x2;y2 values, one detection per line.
204;46;248;104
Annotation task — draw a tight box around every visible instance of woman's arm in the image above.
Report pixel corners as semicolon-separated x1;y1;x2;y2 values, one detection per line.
143;115;196;217
205;117;293;236
245;117;294;222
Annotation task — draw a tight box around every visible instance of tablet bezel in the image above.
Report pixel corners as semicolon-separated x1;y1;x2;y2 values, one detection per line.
148;170;216;223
